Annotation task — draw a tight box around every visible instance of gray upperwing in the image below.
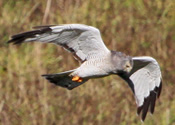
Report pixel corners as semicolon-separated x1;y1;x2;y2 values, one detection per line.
8;24;110;63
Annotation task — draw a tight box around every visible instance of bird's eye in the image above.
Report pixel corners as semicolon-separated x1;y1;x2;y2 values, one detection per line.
125;64;130;68
123;61;132;73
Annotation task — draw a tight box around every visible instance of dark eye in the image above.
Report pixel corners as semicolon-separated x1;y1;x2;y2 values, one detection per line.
126;64;130;68
124;61;131;68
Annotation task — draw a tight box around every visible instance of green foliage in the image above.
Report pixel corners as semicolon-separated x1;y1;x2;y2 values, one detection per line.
0;0;175;124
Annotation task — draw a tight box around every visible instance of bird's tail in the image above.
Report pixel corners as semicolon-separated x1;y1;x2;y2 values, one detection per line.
42;70;88;90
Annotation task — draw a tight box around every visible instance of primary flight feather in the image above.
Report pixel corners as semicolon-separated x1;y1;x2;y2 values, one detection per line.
8;24;162;121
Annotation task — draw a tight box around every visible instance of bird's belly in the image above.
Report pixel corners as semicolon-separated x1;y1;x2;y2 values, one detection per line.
72;64;110;78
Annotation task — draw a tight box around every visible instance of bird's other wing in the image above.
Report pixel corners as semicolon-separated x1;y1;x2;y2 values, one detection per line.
8;24;110;63
129;56;162;121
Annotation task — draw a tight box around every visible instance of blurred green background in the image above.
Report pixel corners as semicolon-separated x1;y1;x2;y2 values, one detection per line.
0;0;175;125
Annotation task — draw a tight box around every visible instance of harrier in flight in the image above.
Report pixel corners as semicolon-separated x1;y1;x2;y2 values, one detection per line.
8;24;162;121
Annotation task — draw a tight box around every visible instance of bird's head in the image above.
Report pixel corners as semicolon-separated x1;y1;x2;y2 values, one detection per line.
110;51;133;74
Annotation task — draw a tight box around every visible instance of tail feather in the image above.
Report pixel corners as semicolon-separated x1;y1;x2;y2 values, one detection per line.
42;70;88;90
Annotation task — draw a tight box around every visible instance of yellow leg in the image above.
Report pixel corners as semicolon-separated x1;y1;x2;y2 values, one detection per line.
77;79;82;82
72;76;83;82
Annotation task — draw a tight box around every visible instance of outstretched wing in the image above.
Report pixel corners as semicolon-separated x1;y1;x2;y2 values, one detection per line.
8;24;110;62
129;56;162;121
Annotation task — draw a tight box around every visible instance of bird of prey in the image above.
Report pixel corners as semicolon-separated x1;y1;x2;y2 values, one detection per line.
8;24;162;121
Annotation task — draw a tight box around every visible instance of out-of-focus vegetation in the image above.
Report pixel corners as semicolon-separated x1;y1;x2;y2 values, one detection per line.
0;0;175;124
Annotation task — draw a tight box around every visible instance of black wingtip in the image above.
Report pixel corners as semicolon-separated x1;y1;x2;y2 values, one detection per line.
150;91;157;114
141;96;151;121
41;74;48;77
157;80;162;98
7;26;52;45
7;37;25;45
137;80;162;121
137;106;143;115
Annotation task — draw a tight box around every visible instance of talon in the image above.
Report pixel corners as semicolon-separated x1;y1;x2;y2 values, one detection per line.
78;79;82;82
72;76;83;82
72;76;80;81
